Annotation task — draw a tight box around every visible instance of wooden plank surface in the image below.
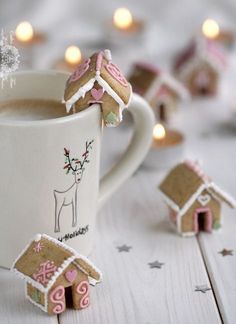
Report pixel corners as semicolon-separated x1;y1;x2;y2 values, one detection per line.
1;99;236;323
177;97;236;324
0;268;58;324
191;132;236;324
59;125;222;324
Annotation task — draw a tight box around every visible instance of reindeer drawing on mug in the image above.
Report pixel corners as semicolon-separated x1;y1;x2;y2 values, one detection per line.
54;140;94;233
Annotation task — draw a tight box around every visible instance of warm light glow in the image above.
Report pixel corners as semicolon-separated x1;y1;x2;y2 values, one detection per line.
15;21;34;42
64;46;82;65
113;8;133;30
153;124;166;140
202;19;220;39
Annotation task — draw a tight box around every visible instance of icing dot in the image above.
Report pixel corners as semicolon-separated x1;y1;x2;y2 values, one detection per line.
34;234;42;242
104;49;112;62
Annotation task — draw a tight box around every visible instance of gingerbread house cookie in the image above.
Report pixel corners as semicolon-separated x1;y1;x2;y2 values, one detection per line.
159;160;236;236
173;38;227;96
63;49;132;127
128;62;188;122
11;234;102;315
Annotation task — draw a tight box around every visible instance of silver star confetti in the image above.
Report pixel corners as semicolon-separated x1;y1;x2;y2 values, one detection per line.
148;261;164;269
116;244;132;252
195;285;211;293
218;249;233;257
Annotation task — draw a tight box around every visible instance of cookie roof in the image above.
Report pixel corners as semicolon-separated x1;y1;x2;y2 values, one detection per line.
12;234;102;293
159;161;236;216
128;62;189;101
174;38;227;76
63;50;132;113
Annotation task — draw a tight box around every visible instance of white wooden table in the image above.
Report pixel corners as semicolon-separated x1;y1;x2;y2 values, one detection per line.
1;93;236;324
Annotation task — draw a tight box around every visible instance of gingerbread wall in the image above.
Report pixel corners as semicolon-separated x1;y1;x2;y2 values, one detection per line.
181;190;221;233
187;63;218;96
47;263;89;315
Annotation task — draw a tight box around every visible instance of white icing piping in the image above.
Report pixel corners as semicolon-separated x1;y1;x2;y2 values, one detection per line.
161;73;190;100
104;49;112;62
46;255;76;292
12;233;102;291
206;188;222;204
178;183;207;217
159;191;180;213
176;212;182;235
181;231;196;237
145;73;189;102
40;234;102;284
161;180;234;234
73;261;102;286
64;74;131;114
63;78;96;112
96;74;126;109
25;284;48;312
177;54;221;81
145;76;162;102
210;182;236;207
177;38;225;80
12;255;76;293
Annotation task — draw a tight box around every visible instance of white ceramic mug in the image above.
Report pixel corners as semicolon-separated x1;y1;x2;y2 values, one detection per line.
0;71;155;268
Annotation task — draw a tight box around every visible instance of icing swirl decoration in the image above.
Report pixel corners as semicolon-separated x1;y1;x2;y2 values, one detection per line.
76;281;90;308
50;285;65;314
105;62;128;87
68;58;91;84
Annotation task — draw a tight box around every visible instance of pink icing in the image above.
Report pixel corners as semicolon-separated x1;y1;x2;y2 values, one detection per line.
68;58;91;84
64;269;77;283
193;207;212;233
195;70;210;87
206;39;226;68
184;160;209;182
91;88;104;101
33;242;43;253
157;86;169;99
32;260;57;285
96;51;103;71
105;62;128;87
76;281;90;308
50;285;65;314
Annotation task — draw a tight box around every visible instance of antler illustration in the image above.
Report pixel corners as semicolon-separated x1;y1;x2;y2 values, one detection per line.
64;140;94;174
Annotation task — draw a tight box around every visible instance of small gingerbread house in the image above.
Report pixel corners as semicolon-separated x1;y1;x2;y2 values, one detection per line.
12;234;102;315
63;49;132;127
159;161;236;236
174;38;227;96
128;62;188;122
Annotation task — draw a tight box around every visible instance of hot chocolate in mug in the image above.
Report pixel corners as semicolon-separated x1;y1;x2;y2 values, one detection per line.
0;71;154;268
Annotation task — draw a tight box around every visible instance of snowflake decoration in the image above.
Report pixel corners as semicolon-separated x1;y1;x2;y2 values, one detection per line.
33;241;44;253
0;30;20;88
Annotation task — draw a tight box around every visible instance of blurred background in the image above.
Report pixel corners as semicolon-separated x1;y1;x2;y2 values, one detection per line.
2;0;236;72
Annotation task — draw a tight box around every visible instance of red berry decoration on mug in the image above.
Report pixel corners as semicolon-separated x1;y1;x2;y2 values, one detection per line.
63;49;132;127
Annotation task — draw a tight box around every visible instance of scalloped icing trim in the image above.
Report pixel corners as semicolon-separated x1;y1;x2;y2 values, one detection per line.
11;233;102;294
63;73;132;116
160;180;235;234
145;72;189;103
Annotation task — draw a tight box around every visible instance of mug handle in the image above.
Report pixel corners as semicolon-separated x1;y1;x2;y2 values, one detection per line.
98;93;155;208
